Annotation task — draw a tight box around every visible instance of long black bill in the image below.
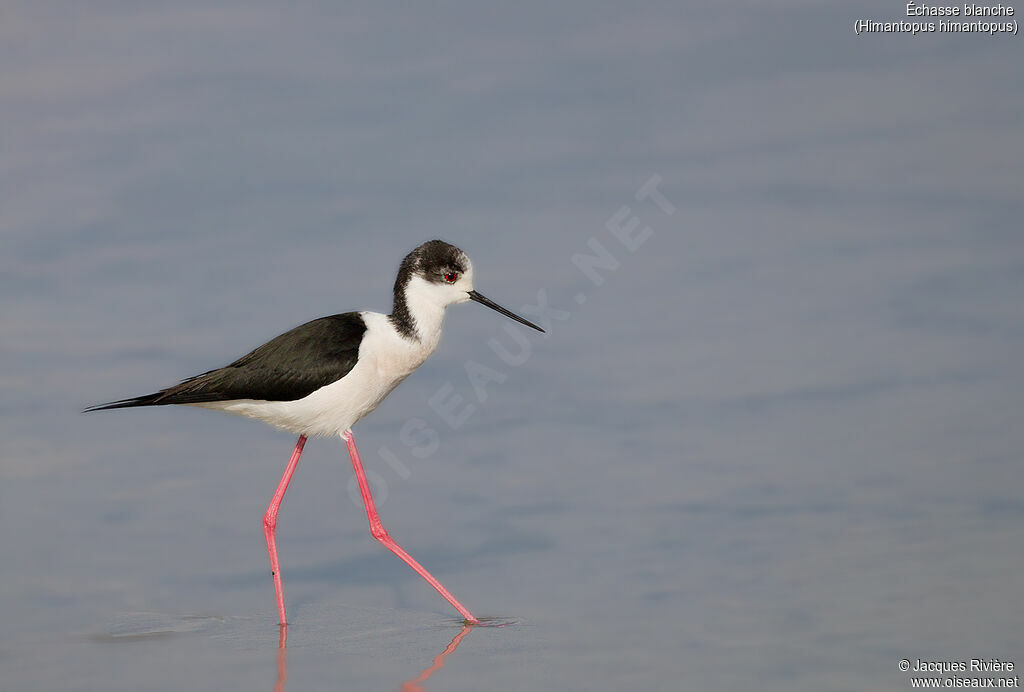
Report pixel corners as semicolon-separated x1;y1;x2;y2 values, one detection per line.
468;290;544;332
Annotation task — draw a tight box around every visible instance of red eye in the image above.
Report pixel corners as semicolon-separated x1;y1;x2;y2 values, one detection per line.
444;272;458;283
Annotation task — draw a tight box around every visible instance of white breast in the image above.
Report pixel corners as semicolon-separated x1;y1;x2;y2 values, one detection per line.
195;311;443;437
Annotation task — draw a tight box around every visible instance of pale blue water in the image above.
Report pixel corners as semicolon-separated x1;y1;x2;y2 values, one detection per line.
2;3;1022;690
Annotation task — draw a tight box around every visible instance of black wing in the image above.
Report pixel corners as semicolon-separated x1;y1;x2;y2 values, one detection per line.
85;313;368;410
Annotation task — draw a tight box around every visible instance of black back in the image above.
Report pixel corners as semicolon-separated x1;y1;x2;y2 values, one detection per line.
86;313;368;410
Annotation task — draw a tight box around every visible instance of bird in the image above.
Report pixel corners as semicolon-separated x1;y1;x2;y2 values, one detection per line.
85;240;544;626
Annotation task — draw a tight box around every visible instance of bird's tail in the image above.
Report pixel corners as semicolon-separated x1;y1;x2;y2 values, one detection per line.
83;393;168;412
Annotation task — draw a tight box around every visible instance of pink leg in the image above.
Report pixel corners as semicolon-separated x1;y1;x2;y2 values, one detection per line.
343;430;479;624
263;435;307;625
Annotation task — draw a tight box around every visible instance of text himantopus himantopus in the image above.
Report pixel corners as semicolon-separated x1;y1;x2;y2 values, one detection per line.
86;240;544;625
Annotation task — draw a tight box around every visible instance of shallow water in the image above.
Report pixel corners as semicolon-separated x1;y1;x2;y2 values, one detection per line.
7;607;536;691
2;3;1022;690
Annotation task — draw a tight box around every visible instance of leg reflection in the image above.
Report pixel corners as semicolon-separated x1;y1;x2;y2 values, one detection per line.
272;622;471;692
275;625;288;692
400;625;473;692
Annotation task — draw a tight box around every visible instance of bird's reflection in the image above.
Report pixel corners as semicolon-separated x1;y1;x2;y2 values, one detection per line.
399;625;473;692
271;622;473;692
275;625;288;692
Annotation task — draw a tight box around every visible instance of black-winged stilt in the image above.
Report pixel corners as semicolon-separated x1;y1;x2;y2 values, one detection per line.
86;240;543;625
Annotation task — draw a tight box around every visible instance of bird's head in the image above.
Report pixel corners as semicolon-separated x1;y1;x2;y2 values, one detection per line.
395;240;543;332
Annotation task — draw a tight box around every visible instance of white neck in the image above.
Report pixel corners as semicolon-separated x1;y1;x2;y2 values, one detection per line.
398;276;448;344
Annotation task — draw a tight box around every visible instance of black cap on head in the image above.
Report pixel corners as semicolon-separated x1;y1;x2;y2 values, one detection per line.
394;240;468;294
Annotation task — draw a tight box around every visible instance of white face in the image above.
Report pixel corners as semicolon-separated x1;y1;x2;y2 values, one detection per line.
445;263;475;303
405;258;475;308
